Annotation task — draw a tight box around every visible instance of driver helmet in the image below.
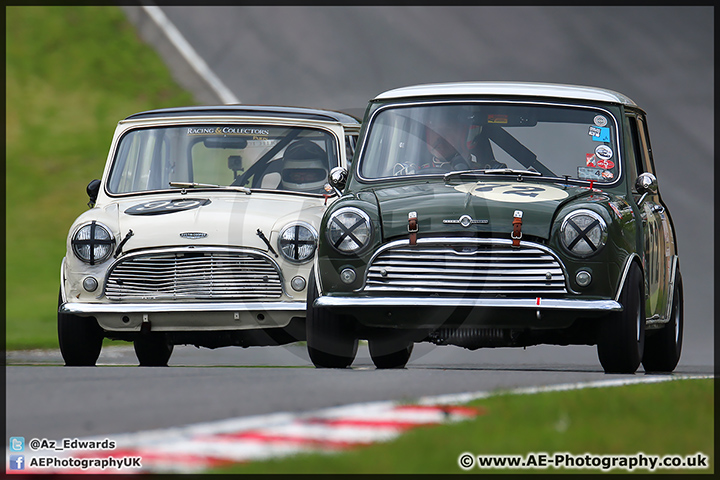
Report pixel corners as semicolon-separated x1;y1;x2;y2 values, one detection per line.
281;139;329;193
424;105;472;162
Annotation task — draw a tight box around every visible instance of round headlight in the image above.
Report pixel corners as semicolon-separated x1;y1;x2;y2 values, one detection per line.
278;222;317;263
560;210;607;257
72;221;115;265
327;207;372;254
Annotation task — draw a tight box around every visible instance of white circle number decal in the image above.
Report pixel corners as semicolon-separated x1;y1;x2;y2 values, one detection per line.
125;198;211;215
454;182;569;203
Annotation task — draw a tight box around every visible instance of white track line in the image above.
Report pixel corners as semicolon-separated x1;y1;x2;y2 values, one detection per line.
142;4;239;104
8;375;711;474
417;373;714;406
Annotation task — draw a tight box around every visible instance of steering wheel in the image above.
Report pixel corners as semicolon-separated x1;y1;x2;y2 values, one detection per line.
486;161;508;169
250;159;282;188
451;160;470;171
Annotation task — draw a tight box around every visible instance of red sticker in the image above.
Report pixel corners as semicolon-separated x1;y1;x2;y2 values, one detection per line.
596;159;615;170
585;154;596;167
601;170;614;179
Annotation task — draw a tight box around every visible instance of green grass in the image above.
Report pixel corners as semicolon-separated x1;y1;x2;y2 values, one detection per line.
210;378;714;474
5;6;195;349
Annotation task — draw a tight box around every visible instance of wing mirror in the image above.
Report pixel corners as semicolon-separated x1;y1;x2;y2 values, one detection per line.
86;179;101;208
329;166;348;193
635;172;658;194
635;172;657;206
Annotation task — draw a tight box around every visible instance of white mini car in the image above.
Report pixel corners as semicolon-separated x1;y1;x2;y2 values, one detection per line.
59;105;360;366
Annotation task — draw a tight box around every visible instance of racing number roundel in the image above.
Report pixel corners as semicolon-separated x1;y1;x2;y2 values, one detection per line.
124;198;211;215
454;182;569;203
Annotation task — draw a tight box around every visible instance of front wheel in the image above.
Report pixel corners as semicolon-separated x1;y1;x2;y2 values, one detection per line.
642;270;683;372
306;269;358;368
597;262;645;374
58;291;104;366
368;339;413;369
134;333;174;366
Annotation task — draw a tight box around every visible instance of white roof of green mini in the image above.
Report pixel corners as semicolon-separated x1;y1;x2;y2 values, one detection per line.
374;81;637;106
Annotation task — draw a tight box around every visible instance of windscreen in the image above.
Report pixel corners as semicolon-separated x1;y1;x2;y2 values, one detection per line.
359;103;620;184
107;125;339;195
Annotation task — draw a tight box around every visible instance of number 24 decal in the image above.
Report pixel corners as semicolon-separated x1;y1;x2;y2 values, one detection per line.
473;184;546;197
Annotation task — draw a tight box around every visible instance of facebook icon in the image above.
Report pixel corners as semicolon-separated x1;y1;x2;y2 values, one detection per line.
9;455;25;470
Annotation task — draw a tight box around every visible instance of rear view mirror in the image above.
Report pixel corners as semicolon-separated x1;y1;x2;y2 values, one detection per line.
203;137;248;149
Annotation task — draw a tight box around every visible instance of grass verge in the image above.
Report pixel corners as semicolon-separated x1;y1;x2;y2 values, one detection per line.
5;6;195;349
210;377;714;474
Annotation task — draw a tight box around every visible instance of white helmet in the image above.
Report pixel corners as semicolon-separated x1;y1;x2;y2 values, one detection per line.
281;140;329;193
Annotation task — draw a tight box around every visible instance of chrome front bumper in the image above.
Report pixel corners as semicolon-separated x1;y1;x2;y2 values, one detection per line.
60;301;306;332
314;296;622;311
61;301;305;315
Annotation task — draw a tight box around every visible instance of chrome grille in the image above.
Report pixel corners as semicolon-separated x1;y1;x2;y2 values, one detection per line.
365;240;567;296
105;249;283;300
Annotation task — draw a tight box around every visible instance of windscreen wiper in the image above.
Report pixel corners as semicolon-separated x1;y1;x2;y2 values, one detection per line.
169;181;251;195
443;168;543;183
443;170;487;182
481;168;542;177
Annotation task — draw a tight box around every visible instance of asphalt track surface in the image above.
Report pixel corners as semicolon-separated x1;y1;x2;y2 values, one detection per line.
7;5;714;451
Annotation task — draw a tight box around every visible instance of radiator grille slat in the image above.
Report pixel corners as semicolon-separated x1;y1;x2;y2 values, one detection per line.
365;242;567;296
105;250;283;300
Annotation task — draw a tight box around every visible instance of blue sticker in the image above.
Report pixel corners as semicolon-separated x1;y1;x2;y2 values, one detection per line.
591;127;610;142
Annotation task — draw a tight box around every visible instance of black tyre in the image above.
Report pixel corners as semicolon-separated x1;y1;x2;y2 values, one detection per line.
134;333;174;366
642;271;683;372
306;269;358;368
368;339;413;369
597;262;645;374
58;291;104;366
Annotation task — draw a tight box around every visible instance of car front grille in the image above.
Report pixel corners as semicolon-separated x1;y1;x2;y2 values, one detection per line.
105;248;283;301
364;240;567;296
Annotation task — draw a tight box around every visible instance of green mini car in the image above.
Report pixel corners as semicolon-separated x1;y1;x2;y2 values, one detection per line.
308;82;682;373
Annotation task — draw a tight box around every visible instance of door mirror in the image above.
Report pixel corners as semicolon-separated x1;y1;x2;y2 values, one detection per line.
87;179;101;208
329;166;348;191
635;172;658;194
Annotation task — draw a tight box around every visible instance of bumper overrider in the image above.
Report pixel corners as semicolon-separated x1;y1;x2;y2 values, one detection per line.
316;237;623;330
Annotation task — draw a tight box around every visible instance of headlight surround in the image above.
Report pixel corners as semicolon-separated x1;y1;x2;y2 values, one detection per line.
327;207;372;254
278;222;318;263
72;221;116;265
560;209;608;257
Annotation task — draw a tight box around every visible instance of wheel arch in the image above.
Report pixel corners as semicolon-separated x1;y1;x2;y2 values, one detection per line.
613;253;643;303
60;257;68;305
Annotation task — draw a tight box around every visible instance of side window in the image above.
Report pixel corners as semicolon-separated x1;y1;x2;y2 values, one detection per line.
637;116;656;175
345;133;359;165
626;115;645;191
